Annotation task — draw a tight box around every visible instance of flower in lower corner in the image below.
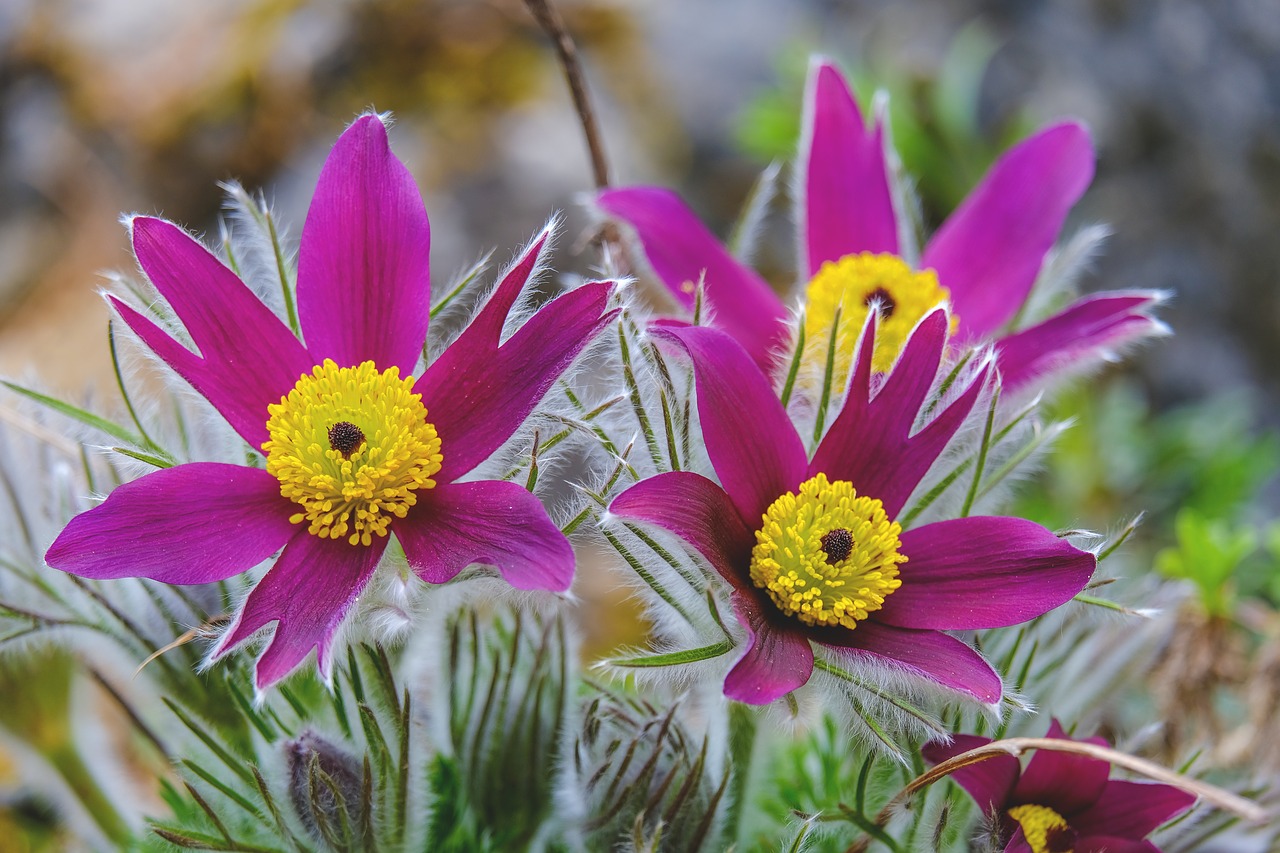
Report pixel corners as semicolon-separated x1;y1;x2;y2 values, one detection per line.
608;311;1095;705
598;57;1164;393
44;114;616;689
921;720;1196;853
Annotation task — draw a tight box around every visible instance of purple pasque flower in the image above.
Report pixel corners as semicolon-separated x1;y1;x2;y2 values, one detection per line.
598;58;1162;391
608;309;1095;705
45;115;615;689
922;719;1196;853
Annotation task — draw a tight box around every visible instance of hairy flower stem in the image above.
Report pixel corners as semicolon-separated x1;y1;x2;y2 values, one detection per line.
725;702;760;845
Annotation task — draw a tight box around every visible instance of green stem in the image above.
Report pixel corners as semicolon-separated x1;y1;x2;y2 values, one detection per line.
49;745;133;846
725;702;759;847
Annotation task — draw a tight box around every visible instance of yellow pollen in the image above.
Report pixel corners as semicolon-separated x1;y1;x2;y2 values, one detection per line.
1007;804;1074;853
263;359;443;547
803;252;954;378
748;473;905;629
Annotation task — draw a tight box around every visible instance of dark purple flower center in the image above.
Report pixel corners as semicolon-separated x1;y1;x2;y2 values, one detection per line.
327;421;366;458
863;286;897;319
1044;825;1078;852
820;528;854;563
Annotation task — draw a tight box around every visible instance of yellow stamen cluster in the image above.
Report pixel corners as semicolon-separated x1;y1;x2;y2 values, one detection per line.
803;252;952;377
263;359;443;546
749;473;905;629
1007;804;1074;853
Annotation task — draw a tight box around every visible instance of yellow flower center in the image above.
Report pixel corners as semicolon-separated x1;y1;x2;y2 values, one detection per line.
803;252;952;377
749;473;905;629
1007;804;1075;853
263;359;443;546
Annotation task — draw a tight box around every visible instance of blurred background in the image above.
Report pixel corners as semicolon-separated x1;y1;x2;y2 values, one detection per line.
2;0;1280;846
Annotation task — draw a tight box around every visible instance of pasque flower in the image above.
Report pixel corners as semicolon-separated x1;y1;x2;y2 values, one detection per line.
608;310;1095;705
598;58;1162;390
45;115;615;688
922;720;1196;853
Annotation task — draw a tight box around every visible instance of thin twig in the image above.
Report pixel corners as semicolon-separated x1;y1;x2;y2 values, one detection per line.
846;737;1268;853
523;0;611;189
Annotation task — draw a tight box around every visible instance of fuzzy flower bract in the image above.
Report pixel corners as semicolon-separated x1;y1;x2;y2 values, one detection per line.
44;115;615;689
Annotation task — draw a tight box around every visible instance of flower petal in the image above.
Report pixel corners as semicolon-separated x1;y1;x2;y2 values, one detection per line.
801;59;898;273
819;621;1003;704
420;234;614;481
397;479;574;591
723;590;815;704
876;517;1095;630
609;471;754;587
653;325;807;523
598;187;788;374
125;218;314;448
811;310;991;517
45;463;295;583
1002;828;1035;853
1012;720;1110;815
1071;780;1195;840
215;532;387;689
1075;837;1159;853
921;734;1021;814
922;122;1095;339
297;114;432;376
995;292;1167;393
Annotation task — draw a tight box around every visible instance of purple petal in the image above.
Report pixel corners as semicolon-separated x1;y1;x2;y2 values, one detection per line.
598;187;788;374
1075;837;1160;853
397;479;574;591
801;59;898;273
996;292;1166;393
124;218;314;448
45;463;295;583
1002;828;1035;853
922;122;1095;339
921;734;1020;814
653;325;807;524
215;532;388;689
819;621;1003;704
723;590;815;704
420;239;614;481
609;472;755;587
1070;780;1194;840
1013;720;1110;815
811;310;991;517
875;517;1095;630
297;114;431;376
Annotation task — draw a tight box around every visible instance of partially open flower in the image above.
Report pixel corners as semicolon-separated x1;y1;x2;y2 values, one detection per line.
598;58;1163;392
609;312;1095;705
44;115;616;688
922;719;1196;853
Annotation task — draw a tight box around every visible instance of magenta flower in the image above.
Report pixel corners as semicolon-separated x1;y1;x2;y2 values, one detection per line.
598;58;1162;390
922;720;1196;853
44;115;615;688
608;310;1095;705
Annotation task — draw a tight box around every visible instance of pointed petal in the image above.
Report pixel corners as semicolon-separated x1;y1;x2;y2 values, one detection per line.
876;517;1095;630
922;122;1094;338
397;479;574;591
811;310;991;517
297;115;432;375
45;463;295;583
996;292;1166;392
1075;837;1159;853
1013;720;1110;814
215;533;387;689
653;325;807;523
1071;781;1195;840
724;590;815;704
820;621;1002;703
921;734;1020;814
419;230;613;480
598;187;787;373
609;472;754;587
801;59;898;273
126;218;313;448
